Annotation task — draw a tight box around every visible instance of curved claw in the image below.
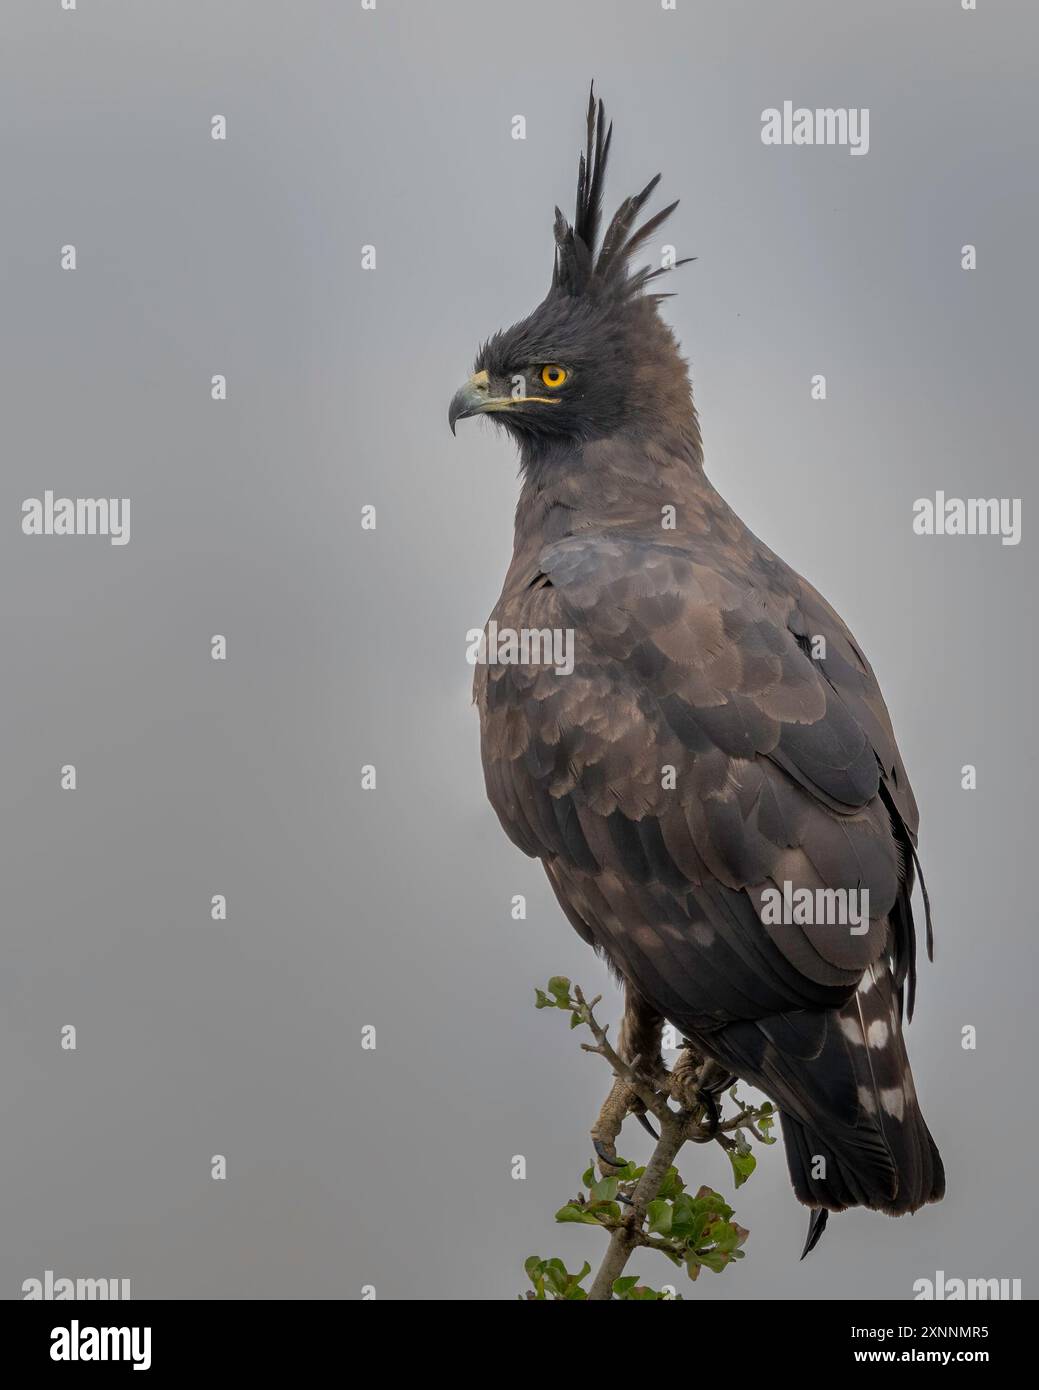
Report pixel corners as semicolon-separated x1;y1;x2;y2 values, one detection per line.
593;1137;626;1169
634;1110;659;1140
696;1088;721;1135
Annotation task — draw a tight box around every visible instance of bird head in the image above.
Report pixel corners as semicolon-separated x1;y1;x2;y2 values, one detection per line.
448;86;694;447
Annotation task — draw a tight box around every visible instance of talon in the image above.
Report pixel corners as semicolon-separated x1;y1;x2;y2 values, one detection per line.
695;1058;736;1097
593;1137;625;1168
634;1111;659;1140
697;1088;721;1135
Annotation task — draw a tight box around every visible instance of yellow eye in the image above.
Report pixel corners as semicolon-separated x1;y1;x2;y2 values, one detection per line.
540;364;568;388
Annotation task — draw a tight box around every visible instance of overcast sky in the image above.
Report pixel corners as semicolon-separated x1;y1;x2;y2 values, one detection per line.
1;0;1034;1299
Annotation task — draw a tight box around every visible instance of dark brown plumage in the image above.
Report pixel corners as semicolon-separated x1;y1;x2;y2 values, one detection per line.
449;87;944;1243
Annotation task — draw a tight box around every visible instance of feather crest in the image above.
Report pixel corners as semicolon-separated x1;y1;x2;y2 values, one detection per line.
553;84;687;302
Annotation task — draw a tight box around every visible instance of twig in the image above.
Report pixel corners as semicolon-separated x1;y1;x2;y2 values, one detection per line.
572;985;671;1122
587;1111;687;1299
546;982;772;1300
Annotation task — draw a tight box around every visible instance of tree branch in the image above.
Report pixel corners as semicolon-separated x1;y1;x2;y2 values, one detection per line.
528;976;773;1301
587;1111;687;1299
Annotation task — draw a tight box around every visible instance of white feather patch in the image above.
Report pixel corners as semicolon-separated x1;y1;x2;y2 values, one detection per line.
880;1087;905;1120
840;1015;865;1043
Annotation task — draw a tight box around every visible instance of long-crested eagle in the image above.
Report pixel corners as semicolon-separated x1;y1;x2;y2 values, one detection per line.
449;87;944;1251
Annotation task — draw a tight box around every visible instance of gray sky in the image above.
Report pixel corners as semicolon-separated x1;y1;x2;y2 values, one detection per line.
1;0;1035;1299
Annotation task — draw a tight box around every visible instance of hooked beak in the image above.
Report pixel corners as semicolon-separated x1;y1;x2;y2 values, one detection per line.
448;370;500;434
447;369;561;434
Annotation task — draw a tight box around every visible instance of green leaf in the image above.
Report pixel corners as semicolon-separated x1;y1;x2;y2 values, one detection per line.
709;1219;742;1254
547;976;571;1005
657;1166;685;1199
669;1193;705;1241
534;989;551;1009
677;1214;709;1246
647;1199;673;1236
523;1256;548;1299
554;1203;600;1226
520;1256;591;1301
612;1276;640;1295
692;1186;733;1220
728;1149;757;1189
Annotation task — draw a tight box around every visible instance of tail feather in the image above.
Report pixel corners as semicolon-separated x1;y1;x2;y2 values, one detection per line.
698;957;945;1217
800;1207;829;1259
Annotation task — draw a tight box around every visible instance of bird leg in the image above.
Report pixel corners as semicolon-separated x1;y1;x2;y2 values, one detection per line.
591;1076;643;1170
669;1047;736;1134
591;989;668;1172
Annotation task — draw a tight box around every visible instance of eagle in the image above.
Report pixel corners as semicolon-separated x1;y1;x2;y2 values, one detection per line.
449;87;944;1252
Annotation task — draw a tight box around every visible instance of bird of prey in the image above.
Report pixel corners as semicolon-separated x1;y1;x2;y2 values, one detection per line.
449;86;944;1251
